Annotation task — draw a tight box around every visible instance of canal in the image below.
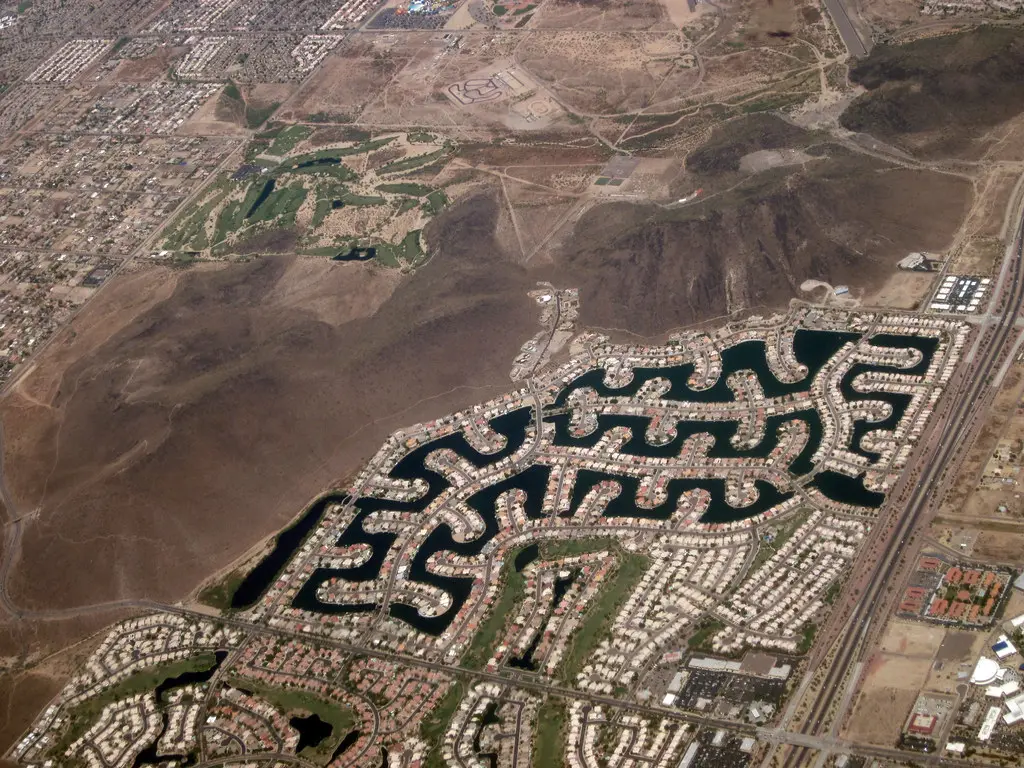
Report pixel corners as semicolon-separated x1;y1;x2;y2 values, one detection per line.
234;330;936;634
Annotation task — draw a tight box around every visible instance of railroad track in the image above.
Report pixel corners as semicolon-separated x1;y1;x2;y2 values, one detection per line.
782;213;1024;768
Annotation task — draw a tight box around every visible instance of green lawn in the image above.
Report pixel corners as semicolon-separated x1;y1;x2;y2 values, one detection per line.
748;507;810;572
54;654;219;760
461;551;528;670
212;200;243;246
340;191;386;206
422;680;464;768
424;189;448;214
376;182;434;197
246;101;280;129
823;579;843;605
162;183;231;250
533;699;567;767
304;245;349;257
247;183;307;224
311;197;334;229
403;229;424;263
462;538;634;674
266;125;313;156
378;147;450;175
374;229;424;267
560;551;649;682
224;676;355;766
160;131;453;256
277;138;397;173
198;569;245;610
687;617;725;652
287;162;358;182
797;623;818;655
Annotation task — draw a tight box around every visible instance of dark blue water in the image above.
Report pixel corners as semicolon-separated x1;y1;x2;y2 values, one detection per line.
296;157;341;169
333;247;375;262
331;730;361;762
545;409;824;476
291;713;332;752
154;650;226;703
514;544;539;572
230;494;344;609
809;470;885;508
287;330;934;634
551;330;858;407
133;651;227;767
839;335;938;462
566;470;792;522
292;410;535;623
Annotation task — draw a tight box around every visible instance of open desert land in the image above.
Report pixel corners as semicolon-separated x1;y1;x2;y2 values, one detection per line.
279;36;418;125
843;614;987;746
0;25;1003;619
530;0;674;31
3;0;1024;764
937;360;1024;527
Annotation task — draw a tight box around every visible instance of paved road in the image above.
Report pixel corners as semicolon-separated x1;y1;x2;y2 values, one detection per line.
779;203;1024;768
52;599;988;768
822;0;869;58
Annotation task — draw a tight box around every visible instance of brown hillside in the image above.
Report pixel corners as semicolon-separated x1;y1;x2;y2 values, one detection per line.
0;138;974;750
1;196;537;614
840;28;1024;158
542;153;971;335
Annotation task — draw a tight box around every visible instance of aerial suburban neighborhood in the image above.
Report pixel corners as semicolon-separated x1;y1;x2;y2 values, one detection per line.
15;302;1015;767
2;0;1024;764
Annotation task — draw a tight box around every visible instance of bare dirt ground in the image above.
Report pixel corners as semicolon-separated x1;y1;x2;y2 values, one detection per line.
8;21;1024;751
280;38;415;123
0;196;539;617
248;83;297;112
516;31;699;116
926;630;987;694
0;126;977;735
532;0;671;31
742;0;798;43
856;0;927;31
535;154;971;335
112;47;181;84
844;686;918;746
933;631;979;664
847;618;978;741
349;33;525;131
974;531;1024;562
949;237;1003;275
179;91;248;137
659;0;713;29
841;28;1024;160
866;653;932;690
939;364;1024;522
879;620;945;658
860;271;934;311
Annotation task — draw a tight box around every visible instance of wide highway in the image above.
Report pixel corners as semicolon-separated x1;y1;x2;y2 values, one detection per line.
781;208;1024;767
